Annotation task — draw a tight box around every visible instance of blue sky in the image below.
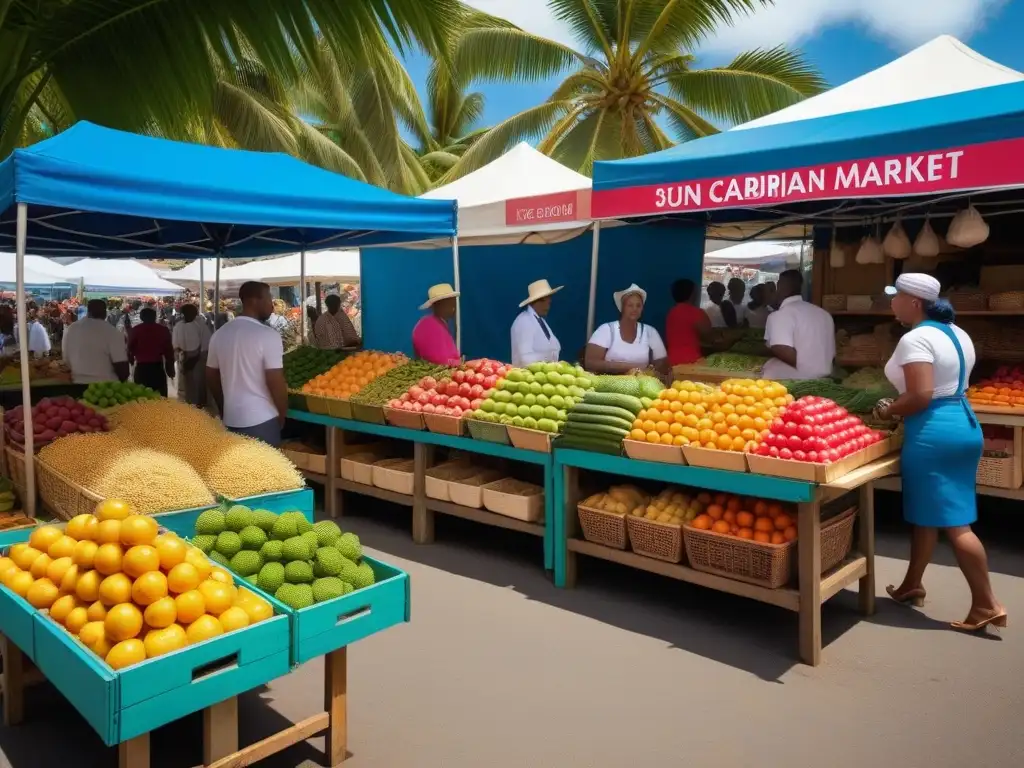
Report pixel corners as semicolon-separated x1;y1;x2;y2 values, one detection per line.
401;0;1024;137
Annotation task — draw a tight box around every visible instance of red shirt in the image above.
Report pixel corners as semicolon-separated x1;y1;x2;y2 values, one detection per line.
665;303;705;365
128;322;174;365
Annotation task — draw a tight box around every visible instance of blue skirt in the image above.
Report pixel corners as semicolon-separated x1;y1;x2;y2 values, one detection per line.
901;398;982;528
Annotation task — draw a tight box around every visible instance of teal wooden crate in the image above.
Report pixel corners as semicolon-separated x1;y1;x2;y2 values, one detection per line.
154;488;314;537
0;524;36;549
0;580;38;661
30;571;291;747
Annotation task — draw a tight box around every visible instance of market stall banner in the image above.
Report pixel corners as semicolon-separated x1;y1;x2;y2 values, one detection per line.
592;137;1024;219
504;190;591;227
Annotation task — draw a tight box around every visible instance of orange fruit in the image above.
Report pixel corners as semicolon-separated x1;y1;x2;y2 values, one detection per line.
774;514;793;531
93;543;124;575
198;580;233;616
131;572;168;606
174;590;206;624
86;600;108;622
706;504;724;521
184;549;212;581
65;606;89;634
736;511;755;528
95;520;122;545
122;545;160;578
753;501;769;517
144;596;177;628
65;514;99;541
105;603;144;642
737;527;754;540
46;556;74;584
95;499;134;521
30;553;53;579
78;621;106;648
26;578;60;609
73;540;99;569
59;564;80;594
646;431;660;444
75;569;103;603
629;429;646;442
11;545;42;570
50;593;80;624
47;535;77;560
754;517;774;533
711;520;731;535
239;598;273;624
143;625;187;659
767;503;784;519
783;526;797;542
153;535;188;570
753;531;771;543
120;515;158;547
0;557;16;582
660;433;674;446
185;615;224;645
217;606;250;633
208;567;233;585
771;531;786;545
29;525;64;552
723;510;736;525
98;573;133;606
105;639;146;670
167;562;200;594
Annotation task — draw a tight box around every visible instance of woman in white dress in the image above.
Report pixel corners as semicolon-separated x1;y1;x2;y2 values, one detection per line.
585;284;669;376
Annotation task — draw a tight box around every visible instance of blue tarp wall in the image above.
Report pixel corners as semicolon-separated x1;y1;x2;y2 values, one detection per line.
362;223;705;363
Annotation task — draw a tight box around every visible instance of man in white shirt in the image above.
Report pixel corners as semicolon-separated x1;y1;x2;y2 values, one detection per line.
206;281;287;446
763;270;835;381
172;303;213;407
13;313;52;357
62;300;130;383
727;277;748;327
510;279;562;367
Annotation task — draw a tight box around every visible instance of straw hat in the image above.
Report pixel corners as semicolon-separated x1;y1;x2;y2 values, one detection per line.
613;283;647;312
519;279;563;308
419;283;460;310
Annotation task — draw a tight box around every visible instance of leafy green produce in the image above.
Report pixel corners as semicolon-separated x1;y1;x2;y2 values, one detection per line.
779;378;896;414
702;353;768;371
728;330;767;355
350;361;452;405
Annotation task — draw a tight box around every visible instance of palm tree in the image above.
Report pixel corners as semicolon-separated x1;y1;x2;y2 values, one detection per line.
444;0;826;178
0;0;462;158
412;61;490;181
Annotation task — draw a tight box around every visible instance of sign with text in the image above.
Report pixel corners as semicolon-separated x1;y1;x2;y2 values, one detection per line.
505;190;589;226
592;138;1024;219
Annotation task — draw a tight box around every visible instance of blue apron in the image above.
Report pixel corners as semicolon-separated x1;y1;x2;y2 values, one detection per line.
901;321;982;528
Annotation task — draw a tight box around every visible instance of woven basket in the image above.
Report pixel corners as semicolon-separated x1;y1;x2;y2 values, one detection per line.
684;524;794;588
818;506;857;574
988;291;1024;311
947;289;988;311
4;446;28;504
35;457;104;521
845;295;873;311
466;419;510;445
626;515;684;563
577;503;628;550
823;295;846;312
977;456;1022;489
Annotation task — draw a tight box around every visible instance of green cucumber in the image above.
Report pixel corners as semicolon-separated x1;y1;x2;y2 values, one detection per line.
563;422;630;440
557;436;623;455
566;413;635;432
582;392;643;413
569;403;639;424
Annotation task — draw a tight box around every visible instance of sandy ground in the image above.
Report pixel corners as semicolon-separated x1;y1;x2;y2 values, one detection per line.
1;491;1022;768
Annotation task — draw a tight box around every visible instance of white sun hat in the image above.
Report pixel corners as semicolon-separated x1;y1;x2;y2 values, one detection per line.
885;273;940;302
613;283;647;312
419;283;460;310
519;279;564;308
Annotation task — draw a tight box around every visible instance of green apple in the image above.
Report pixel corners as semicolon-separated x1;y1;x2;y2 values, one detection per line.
541;383;556;397
505;402;519;416
535;394;549;407
550;395;565;409
568;385;585;398
529;382;544;395
511;392;525;405
554;384;569;397
499;415;513;425
494;390;512;404
496;378;510;390
517;405;532;418
512;416;525;427
537;418;558;433
524;373;536;385
524;393;537;406
508;369;525;383
524;416;538;430
557;362;575;375
533;371;548;385
543;405;559;420
481;400;496;413
556;409;568;421
575;377;592;389
563;396;576;408
529;405;545;420
527;362;545;373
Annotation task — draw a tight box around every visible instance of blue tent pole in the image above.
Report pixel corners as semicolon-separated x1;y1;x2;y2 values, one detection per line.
586;221;602;338
15;203;35;516
300;247;307;345
453;236;461;352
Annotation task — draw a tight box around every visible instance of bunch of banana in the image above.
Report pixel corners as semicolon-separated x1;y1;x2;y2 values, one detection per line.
0;477;17;512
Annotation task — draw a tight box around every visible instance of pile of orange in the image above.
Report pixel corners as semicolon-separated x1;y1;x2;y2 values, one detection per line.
0;498;273;671
687;493;797;544
302;351;402;400
629;378;792;451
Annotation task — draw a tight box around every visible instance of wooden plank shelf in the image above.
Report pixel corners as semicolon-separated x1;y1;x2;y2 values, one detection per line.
337;479;413;507
426;498;544;537
831;310;1024;317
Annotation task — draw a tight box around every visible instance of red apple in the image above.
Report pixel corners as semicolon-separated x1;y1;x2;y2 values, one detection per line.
470;398;483;410
415;392;431;405
458;382;472;397
483;375;498;389
453;370;466;384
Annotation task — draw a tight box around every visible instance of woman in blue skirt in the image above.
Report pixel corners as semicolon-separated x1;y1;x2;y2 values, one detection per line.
878;273;1005;632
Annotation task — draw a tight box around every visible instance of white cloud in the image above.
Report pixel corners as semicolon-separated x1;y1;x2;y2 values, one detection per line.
464;0;1007;54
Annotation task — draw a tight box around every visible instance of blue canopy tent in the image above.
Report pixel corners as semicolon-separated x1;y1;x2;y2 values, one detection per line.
591;80;1024;237
0;121;457;513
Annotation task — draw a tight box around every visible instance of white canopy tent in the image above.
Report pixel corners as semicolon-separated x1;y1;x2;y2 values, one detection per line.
0;254;72;286
156;258;226;291
218;250;359;286
703;240;804;268
60;258;185;295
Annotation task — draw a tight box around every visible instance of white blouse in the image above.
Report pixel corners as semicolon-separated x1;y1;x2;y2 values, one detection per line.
589;322;667;367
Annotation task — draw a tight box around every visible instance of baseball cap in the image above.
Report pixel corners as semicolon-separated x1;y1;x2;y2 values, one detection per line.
884;273;940;302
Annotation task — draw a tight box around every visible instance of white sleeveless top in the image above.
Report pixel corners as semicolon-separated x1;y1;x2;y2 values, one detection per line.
589;322;667;367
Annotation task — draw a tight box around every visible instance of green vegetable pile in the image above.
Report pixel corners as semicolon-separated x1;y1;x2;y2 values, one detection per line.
840;367;893;391
560;391;643;454
593;374;663;399
702;353;768;371
779;378;897;414
284;346;347;389
350;361;452;405
83;381;161;408
728;330;767;355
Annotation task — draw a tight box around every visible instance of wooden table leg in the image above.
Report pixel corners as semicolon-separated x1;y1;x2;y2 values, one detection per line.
412;442;435;544
326;425;340;519
561;465;579;589
858;481;877;616
798;499;822;666
203;696;239;765
1;634;24;726
118;733;150;768
324;647;348;766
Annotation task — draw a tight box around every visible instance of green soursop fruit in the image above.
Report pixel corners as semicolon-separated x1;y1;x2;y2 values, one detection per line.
313;520;342;546
214;531;242;558
260;540;284;562
258;562;286;593
230;550;263;577
281;536;312;562
335;532;362;562
301;531;319;552
291;513;313;535
192;535;216;554
338;557;360;585
225;505;253;532
284;560;314;584
239;525;268;551
314;547;344;577
311;577;346;603
244;575;259;585
275;583;314;610
209;550;230;566
271;515;298;541
341;581;354;596
252;509;278;532
349;561;375;590
195;509;226;535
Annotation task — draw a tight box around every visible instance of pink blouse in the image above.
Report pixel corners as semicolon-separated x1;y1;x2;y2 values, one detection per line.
412;315;460;365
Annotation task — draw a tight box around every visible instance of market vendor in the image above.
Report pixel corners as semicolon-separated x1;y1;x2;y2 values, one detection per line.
314;294;360;350
665;279;709;365
127;307;175;397
173;303;212;407
876;273;1005;632
412;283;461;366
511;279;562;367
585;284;668;375
762;270;834;380
62;299;130;383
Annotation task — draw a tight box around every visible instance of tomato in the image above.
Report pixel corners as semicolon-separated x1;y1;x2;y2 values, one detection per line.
771;418;786;432
779;447;793;460
807;451;819;463
787;435;802;451
796;423;813;440
826;449;840;463
411;402;423;412
757;443;772;456
793;450;807;462
768;446;780;458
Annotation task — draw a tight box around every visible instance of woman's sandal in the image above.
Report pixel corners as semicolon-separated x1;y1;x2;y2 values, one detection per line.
886;585;926;607
950;612;1008;633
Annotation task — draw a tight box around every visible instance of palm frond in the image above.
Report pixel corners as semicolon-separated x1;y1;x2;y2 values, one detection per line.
547;0;616;58
629;0;768;53
212;80;298;154
455;27;584;84
452;91;485;138
649;92;719;142
294;121;369;181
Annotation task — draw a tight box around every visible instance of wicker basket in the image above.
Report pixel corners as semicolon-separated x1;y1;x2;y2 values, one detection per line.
823;295;846;312
683;524;794;589
466;419;510;445
977;455;1023;489
817;507;858;574
577;503;629;550
846;295;873;312
35;458;104;521
626;515;684;563
4;446;28;503
988;291;1024;311
946;289;988;311
350;402;385;425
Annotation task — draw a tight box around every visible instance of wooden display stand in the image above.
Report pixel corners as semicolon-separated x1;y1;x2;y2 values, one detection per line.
1;635;349;768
